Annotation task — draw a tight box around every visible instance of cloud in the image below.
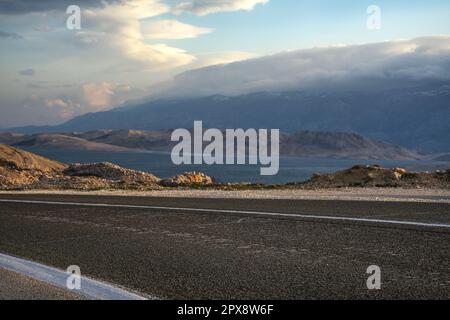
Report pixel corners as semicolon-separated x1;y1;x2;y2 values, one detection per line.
152;36;450;98
43;98;81;120
45;98;69;108
0;0;216;126
141;19;212;39
44;98;74;119
37;81;141;123
0;94;72;126
0;30;22;39
1;1;201;70
174;0;269;15
18;69;36;76
193;51;258;68
33;26;52;32
78;0;196;70
0;0;116;14
81;82;116;109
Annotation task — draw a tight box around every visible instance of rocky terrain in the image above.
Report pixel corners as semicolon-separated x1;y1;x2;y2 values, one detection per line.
298;165;450;189
0;144;66;190
0;144;198;190
1;144;448;191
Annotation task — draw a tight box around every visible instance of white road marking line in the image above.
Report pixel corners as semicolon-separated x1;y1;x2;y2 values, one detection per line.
0;253;155;300
1;199;449;229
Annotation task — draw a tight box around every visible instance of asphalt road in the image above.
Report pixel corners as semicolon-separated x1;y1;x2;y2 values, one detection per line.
0;194;449;299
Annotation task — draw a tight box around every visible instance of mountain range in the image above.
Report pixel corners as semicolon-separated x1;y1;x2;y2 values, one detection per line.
0;129;420;160
4;37;450;156
9;84;450;153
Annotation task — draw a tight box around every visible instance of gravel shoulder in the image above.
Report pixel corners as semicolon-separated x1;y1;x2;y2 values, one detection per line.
1;188;450;203
0;268;85;300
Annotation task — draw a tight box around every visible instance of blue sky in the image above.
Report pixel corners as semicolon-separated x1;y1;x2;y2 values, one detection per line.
162;0;450;54
0;0;449;127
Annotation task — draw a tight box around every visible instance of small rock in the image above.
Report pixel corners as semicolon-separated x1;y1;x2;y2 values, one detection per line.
160;172;215;187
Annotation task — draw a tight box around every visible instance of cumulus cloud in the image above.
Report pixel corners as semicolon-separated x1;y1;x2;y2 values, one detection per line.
152;36;450;98
174;0;269;15
39;82;133;121
1;0;201;71
78;0;196;70
44;98;77;120
141;19;213;39
21;82;141;123
45;98;69;108
81;82;120;109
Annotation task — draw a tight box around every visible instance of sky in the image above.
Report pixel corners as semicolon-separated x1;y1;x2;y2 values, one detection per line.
0;0;450;127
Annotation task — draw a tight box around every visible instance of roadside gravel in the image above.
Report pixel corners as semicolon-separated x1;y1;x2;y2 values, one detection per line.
1;188;449;203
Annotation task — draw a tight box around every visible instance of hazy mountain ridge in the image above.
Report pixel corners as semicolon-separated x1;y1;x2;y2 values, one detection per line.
13;133;133;152
279;131;420;160
434;154;450;161
76;129;173;151
0;129;421;160
9;84;450;153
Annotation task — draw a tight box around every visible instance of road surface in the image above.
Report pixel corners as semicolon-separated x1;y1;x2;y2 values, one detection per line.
0;194;449;299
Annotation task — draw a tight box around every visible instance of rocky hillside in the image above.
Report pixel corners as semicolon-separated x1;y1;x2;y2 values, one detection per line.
0;144;214;190
299;165;450;189
0;144;159;190
0;144;66;190
0;144;66;172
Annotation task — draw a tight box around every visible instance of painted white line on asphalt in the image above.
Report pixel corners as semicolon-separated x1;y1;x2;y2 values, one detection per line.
0;253;154;300
1;199;450;230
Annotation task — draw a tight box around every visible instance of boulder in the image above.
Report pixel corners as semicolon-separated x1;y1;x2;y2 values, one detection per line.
160;172;215;187
63;162;160;184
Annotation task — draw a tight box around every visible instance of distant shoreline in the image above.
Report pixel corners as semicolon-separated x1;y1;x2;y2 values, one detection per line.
2;144;449;192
